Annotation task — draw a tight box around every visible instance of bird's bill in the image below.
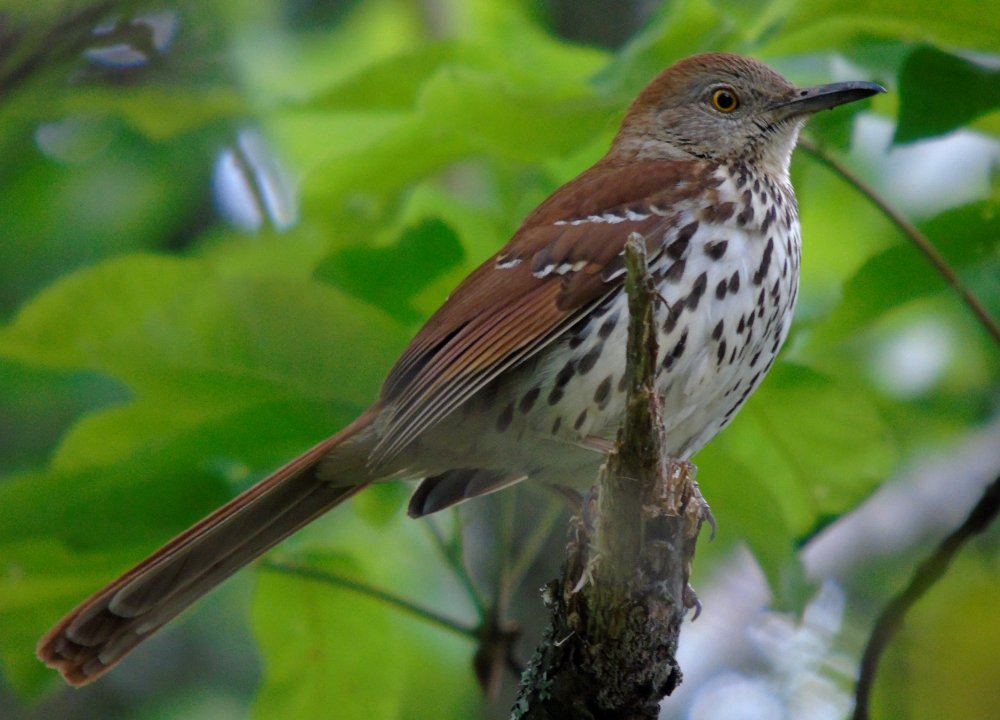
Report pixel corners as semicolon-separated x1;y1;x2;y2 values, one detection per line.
773;80;886;118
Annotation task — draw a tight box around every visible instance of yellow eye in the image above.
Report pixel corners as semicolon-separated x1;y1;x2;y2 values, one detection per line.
711;88;739;113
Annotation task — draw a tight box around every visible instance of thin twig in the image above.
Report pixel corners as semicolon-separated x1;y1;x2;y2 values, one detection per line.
852;474;1000;720
797;137;1000;347
496;489;517;619
0;2;117;99
261;558;478;639
422;515;488;618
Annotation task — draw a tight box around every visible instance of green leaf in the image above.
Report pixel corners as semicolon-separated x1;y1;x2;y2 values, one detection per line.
0;396;359;690
694;444;797;583
315;217;465;322
595;0;742;94
696;364;896;580
253;512;480;719
812;200;1000;343
61;85;245;140
759;0;1000;54
252;561;406;720
303;64;619;204
304;42;495;112
895;45;1000;144
0;539;137;697
0;253;408;407
873;553;1000;720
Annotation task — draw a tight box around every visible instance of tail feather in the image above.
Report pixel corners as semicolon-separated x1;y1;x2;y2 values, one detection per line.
37;412;377;687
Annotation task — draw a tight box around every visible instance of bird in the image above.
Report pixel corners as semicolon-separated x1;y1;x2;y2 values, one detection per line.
37;52;884;686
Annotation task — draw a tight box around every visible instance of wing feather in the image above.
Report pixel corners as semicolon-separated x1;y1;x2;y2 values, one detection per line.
372;157;718;464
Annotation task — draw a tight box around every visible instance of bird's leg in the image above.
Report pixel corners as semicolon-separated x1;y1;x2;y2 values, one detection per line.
690;476;717;540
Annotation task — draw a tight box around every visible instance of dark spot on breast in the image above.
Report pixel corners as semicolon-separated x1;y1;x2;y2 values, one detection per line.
668;221;699;259
735;164;749;188
728;270;740;293
686;272;707;310
577;343;603;374
753;237;774;285
705;239;728;260
672;328;688;359
753;179;760;194
555;360;576;388
574;409;588;431
715;278;728;300
496;403;514;433
701;202;735;223
750;350;761;367
737;315;746;334
664;258;687;283
716;340;727;365
760;206;776;235
617;373;628;393
737;205;754;226
594;376;612;409
548;387;564;405
520;387;540;414
598;312;619;340
712;320;724;340
663;302;683;334
552;416;562;434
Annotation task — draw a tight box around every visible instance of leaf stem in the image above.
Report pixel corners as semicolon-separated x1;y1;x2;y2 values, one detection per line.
423;515;488;619
798;136;1000;347
261;558;478;639
496;489;516;618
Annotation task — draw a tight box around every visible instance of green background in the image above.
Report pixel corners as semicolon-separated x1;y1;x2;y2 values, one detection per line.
1;1;998;718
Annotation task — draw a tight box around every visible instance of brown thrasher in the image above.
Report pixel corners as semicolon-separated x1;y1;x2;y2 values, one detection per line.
38;52;883;686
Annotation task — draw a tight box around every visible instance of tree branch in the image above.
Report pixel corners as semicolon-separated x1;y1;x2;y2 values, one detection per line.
510;233;709;719
261;558;477;639
852;474;1000;720
797;137;1000;347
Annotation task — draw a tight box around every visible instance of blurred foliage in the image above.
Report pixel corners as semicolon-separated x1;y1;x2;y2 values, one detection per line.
0;0;998;718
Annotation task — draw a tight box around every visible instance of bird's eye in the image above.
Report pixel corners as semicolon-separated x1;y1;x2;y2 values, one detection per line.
711;88;739;113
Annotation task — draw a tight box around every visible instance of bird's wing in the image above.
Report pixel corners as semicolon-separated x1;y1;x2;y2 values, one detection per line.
372;158;719;463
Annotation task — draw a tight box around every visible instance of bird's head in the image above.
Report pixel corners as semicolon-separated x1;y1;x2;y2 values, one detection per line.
612;52;884;180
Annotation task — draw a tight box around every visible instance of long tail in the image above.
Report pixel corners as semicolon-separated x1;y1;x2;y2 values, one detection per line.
37;412;378;687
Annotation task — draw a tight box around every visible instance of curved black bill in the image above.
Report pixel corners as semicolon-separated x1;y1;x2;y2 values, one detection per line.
774;80;886;118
